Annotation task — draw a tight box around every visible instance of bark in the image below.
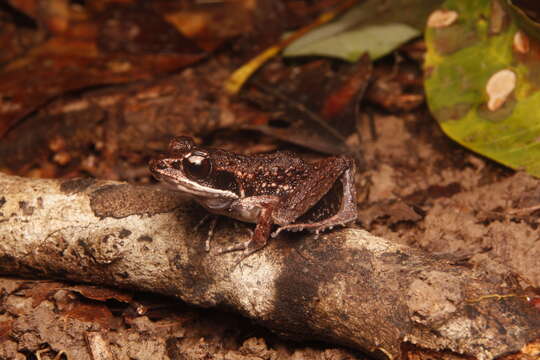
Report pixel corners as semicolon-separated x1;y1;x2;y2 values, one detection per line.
0;172;538;360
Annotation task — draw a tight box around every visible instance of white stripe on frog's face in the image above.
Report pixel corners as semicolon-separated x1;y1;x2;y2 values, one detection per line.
157;171;239;200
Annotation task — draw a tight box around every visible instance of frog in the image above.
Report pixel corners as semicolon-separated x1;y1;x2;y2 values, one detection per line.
149;136;357;254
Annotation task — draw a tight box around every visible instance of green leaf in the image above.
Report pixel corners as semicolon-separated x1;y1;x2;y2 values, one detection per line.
424;0;540;176
284;23;420;62
283;0;443;62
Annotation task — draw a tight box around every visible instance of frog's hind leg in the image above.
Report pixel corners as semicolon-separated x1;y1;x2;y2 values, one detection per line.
272;166;357;238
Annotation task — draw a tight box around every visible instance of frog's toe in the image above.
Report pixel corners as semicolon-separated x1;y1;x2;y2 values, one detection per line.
217;241;248;254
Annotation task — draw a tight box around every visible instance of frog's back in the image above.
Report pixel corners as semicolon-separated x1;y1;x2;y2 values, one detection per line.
228;151;313;197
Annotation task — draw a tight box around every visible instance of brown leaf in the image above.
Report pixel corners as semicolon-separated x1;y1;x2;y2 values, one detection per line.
0;320;13;341
69;284;132;303
247;59;372;154
321;54;372;120
22;281;64;308
62;302;116;329
1;1;234;137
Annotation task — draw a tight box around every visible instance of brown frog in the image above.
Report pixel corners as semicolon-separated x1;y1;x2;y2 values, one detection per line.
149;137;357;254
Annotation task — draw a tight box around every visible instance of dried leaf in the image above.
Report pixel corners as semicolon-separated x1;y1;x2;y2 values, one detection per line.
22;281;64;308
62;302;116;329
69;284;132;303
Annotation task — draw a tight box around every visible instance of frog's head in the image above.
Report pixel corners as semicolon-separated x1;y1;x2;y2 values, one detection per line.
149;137;239;201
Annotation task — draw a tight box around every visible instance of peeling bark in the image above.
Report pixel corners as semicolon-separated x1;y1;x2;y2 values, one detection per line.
0;173;538;360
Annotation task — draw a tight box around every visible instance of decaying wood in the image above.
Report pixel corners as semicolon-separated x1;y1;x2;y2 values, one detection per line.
0;172;538;360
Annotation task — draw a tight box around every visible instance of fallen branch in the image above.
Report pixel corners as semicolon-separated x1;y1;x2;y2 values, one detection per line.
0;173;538;360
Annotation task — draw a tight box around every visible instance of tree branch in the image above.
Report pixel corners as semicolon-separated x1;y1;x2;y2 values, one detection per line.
0;173;538;360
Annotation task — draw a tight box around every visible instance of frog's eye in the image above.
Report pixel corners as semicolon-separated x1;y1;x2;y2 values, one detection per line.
183;154;211;179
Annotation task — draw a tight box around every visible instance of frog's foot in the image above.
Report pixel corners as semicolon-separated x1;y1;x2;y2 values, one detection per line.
216;236;269;270
218;204;273;267
209;221;253;254
217;239;249;254
194;215;219;252
272;207;356;238
271;220;353;238
217;226;268;255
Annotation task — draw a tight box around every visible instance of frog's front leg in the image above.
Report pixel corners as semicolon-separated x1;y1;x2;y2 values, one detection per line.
246;202;275;252
219;196;280;254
